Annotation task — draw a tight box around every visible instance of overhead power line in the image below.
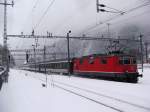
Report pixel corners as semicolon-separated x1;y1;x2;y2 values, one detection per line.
21;0;40;32
81;1;150;35
86;9;150;35
110;9;150;28
33;0;55;30
7;34;140;42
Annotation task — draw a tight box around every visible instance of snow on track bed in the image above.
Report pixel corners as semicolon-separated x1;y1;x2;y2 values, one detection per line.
27;75;124;112
23;69;150;112
1;69;120;112
54;80;150;111
1;68;150;112
53;82;150;112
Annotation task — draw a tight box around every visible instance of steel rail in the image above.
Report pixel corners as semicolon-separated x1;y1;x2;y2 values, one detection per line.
54;84;124;112
25;71;150;111
54;80;150;111
26;73;124;112
24;71;149;112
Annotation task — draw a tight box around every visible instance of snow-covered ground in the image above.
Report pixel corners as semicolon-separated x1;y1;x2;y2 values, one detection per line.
0;67;150;112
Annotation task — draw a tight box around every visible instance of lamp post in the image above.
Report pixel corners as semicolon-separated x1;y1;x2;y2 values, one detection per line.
67;30;71;76
107;23;110;38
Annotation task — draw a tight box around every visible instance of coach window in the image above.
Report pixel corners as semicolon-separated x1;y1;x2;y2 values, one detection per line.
57;63;59;69
48;64;50;68
54;63;56;69
52;63;55;68
57;63;59;68
50;64;53;68
51;63;54;68
56;63;58;68
59;63;62;69
62;63;64;68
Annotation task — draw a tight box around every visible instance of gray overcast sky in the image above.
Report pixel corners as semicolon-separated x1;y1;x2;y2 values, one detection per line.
0;0;150;49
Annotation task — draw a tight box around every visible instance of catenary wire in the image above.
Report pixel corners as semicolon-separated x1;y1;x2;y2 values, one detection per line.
33;0;56;30
86;9;150;36
80;1;150;35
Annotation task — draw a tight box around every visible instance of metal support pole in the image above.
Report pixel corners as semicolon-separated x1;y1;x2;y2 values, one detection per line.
145;42;148;63
44;46;46;73
32;45;36;72
67;31;71;76
140;34;143;72
4;0;9;72
107;23;110;38
0;0;14;74
43;45;47;87
96;0;99;13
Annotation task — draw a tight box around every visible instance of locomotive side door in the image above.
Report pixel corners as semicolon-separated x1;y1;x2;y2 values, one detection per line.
73;59;79;73
70;62;73;74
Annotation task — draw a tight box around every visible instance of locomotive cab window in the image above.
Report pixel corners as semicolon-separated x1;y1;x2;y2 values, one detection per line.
124;58;130;64
119;57;131;64
133;58;137;64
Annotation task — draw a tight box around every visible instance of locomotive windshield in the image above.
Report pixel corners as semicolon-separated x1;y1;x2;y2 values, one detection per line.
119;56;136;65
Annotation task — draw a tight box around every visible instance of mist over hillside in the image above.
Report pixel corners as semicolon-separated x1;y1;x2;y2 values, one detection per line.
0;0;150;65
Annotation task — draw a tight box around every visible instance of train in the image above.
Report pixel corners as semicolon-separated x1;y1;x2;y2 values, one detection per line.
22;53;143;83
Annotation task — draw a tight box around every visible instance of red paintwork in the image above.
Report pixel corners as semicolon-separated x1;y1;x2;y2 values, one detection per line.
73;55;137;74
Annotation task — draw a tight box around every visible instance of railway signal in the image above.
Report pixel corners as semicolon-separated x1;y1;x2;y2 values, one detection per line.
96;0;124;14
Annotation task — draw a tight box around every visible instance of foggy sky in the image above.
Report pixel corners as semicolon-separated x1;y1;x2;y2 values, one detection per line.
0;0;150;49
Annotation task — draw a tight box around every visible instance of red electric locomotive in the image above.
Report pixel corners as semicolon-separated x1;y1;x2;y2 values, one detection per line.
73;53;142;83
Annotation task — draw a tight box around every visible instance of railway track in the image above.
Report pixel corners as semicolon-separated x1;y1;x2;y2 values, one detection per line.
25;72;150;112
54;84;124;112
54;80;150;111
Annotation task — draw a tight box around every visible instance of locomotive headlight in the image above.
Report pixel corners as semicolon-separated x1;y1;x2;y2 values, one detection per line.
126;70;128;73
